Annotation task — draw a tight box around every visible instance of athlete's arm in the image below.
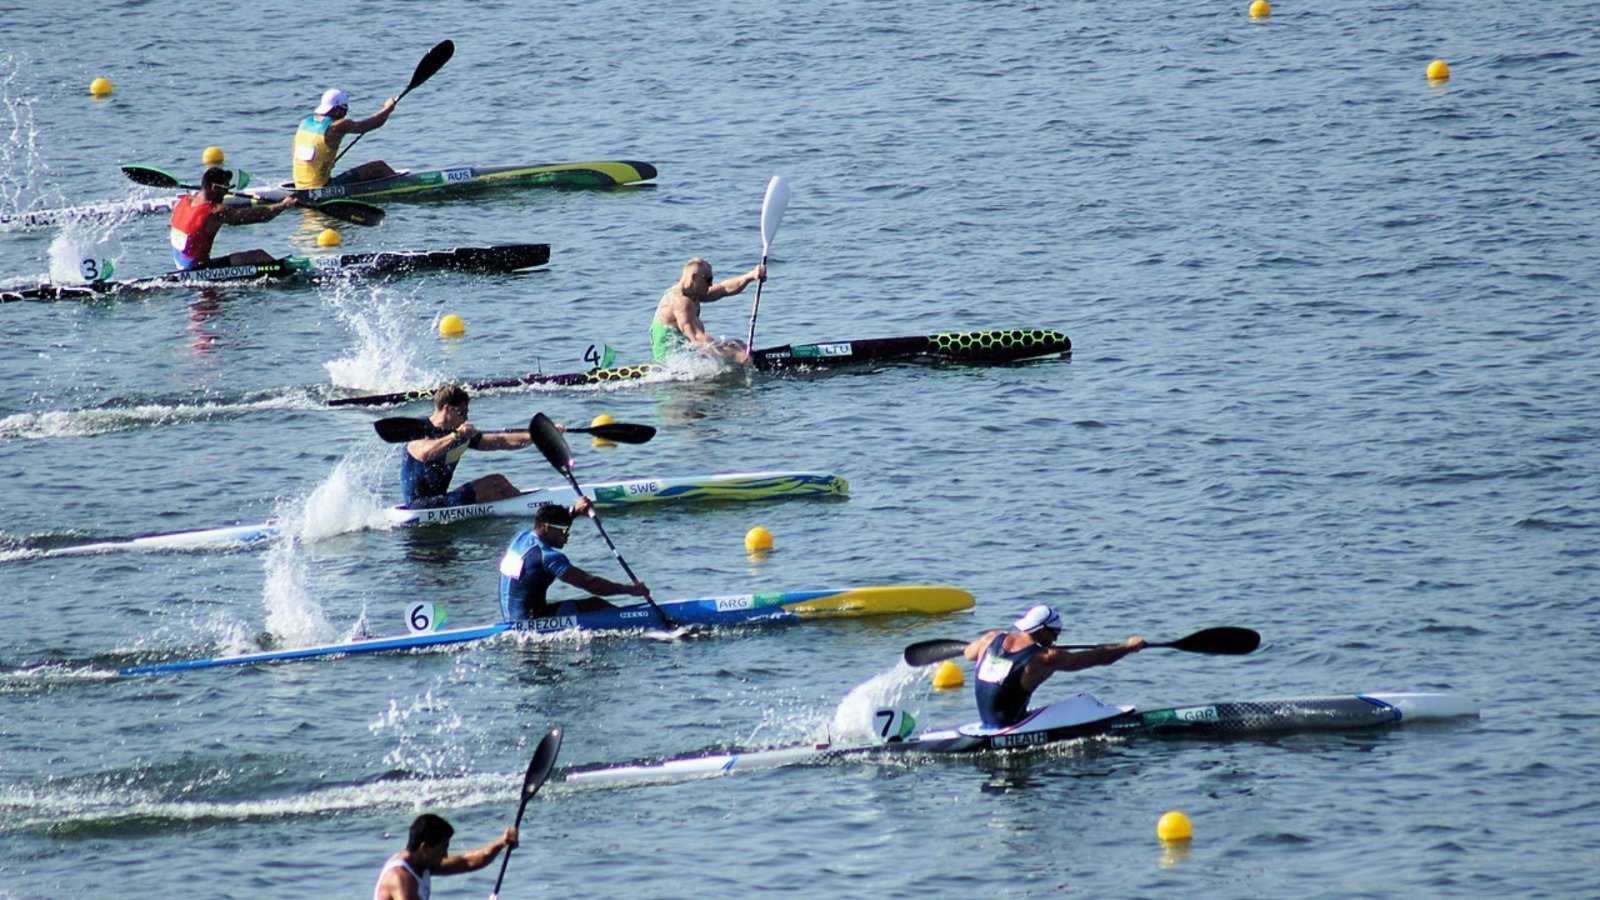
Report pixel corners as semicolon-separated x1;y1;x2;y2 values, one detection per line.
407;425;476;462
963;630;1004;661
559;564;647;597
434;828;518;875
704;264;765;302
1030;634;1145;675
212;197;296;226
472;429;534;451
673;304;714;348
336;99;398;137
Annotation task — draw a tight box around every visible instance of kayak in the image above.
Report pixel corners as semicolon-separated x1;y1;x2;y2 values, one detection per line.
238;161;659;204
566;692;1481;787
327;329;1072;407
32;471;847;558
387;470;848;526
2;244;548;303
116;585;975;676
0;196;183;232
0;161;657;232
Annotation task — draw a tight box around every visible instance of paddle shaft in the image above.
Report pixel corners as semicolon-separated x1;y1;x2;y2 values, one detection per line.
488;726;562;900
372;417;654;445
335;40;454;165
527;414;675;629
120;166;382;226
557;470;654;603
743;255;768;353
904;627;1260;667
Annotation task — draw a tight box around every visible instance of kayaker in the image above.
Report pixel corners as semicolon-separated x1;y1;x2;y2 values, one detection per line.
963;604;1145;728
293;88;399;189
499;501;650;620
651;257;766;363
400;385;533;509
373;813;517;900
168;167;296;270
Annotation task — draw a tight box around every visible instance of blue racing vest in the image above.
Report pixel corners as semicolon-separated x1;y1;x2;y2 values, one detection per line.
974;636;1045;728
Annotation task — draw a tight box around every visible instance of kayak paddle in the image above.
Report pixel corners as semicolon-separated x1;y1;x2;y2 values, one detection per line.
371;416;656;445
527;412;676;629
744;175;790;354
903;627;1262;667
487;726;562;900
120;165;386;227
334;39;455;166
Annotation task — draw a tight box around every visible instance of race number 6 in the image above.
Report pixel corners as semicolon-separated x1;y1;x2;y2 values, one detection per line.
406;601;446;634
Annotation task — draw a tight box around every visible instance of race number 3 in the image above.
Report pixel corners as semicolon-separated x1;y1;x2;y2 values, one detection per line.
80;258;115;282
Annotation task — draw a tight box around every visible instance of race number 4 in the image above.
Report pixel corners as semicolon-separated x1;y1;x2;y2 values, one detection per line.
583;342;617;369
406;601;448;634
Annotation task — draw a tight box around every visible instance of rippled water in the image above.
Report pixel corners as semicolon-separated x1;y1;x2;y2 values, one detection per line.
2;1;1597;897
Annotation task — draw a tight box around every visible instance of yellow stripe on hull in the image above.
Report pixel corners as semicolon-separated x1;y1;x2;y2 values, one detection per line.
784;585;975;617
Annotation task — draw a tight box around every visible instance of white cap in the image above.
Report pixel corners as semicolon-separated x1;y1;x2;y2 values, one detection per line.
1014;604;1062;633
315;88;349;115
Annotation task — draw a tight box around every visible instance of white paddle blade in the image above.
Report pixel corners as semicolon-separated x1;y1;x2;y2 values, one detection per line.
760;175;791;256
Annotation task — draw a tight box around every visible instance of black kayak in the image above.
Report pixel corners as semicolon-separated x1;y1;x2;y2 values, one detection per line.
2;244;549;303
327;328;1071;407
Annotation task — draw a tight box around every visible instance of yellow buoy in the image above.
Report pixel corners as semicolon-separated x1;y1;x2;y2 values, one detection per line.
588;413;618;446
1427;59;1451;81
1157;811;1194;842
201;146;225;165
438;314;466;337
1249;0;1271;17
744;526;774;552
316;228;341;248
931;660;964;689
88;78;113;96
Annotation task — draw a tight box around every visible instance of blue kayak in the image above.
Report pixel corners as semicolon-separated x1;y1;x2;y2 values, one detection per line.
117;586;974;676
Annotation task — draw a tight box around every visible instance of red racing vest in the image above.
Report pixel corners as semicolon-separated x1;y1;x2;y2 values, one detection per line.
169;195;218;269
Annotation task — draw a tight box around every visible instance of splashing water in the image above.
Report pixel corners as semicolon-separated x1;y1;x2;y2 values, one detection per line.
285;449;393;543
0;55;48;215
47;219;126;284
829;665;930;743
259;536;338;647
370;689;476;779
323;282;443;391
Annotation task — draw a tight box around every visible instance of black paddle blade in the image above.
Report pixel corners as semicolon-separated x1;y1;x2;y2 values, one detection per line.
571;423;657;444
904;639;967;667
522;726;563;802
372;417;429;443
309;199;385;227
1159;626;1260;655
528;413;574;473
407;40;456;95
490;726;562;900
122;164;181;188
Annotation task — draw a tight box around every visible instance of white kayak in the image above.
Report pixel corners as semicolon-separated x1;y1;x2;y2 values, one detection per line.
567;692;1481;787
28;471;847;558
